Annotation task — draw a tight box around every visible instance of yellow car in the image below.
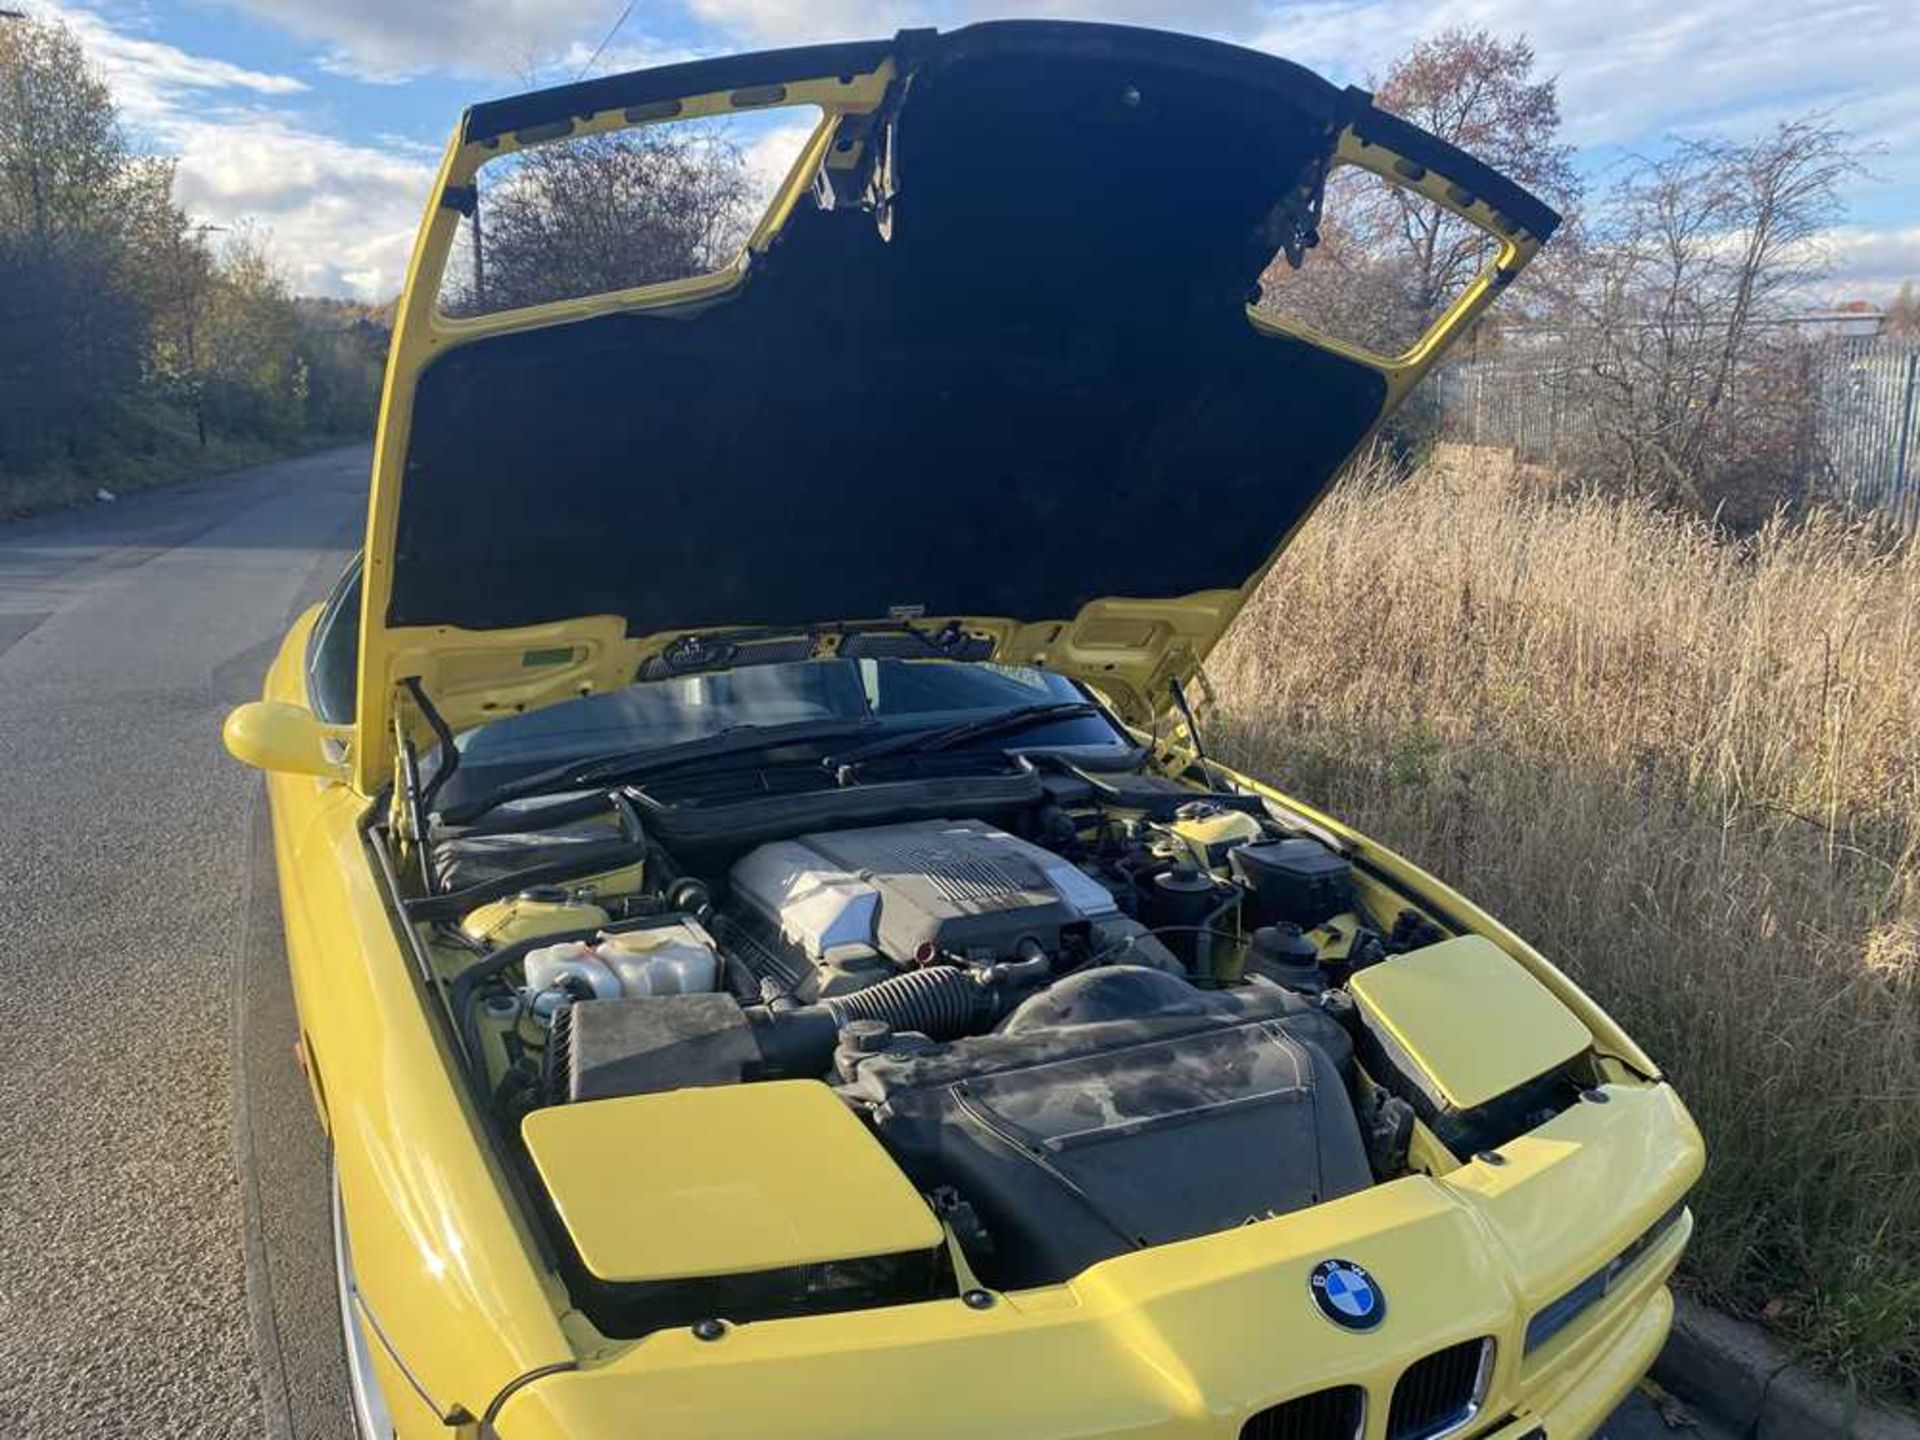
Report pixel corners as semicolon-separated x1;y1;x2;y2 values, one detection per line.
224;21;1703;1440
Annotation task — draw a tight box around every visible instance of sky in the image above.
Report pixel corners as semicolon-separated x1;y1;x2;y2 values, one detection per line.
22;0;1920;302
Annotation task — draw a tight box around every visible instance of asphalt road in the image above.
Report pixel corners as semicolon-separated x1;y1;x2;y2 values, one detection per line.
0;446;1714;1440
0;447;366;1439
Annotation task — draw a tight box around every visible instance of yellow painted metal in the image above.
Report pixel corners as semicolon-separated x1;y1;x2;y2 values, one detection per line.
1307;911;1363;964
1350;935;1592;1111
251;612;575;1424
243;605;1699;1437
569;859;645;902
1200;754;1663;1082
521;1082;943;1283
350;56;906;793
1250;130;1544;385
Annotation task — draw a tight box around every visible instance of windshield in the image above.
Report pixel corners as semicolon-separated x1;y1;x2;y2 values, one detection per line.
454;659;1129;772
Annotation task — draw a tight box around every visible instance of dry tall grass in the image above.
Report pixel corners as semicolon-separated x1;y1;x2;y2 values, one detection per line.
1211;448;1920;1398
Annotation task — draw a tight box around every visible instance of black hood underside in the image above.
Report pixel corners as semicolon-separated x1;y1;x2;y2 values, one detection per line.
391;25;1395;635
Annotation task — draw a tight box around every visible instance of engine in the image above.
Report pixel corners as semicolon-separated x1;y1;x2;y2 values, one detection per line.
423;785;1590;1335
459;809;1396;1292
724;818;1157;999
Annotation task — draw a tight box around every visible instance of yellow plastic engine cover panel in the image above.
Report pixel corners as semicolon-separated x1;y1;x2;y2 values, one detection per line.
1350;935;1591;1112
520;1080;943;1283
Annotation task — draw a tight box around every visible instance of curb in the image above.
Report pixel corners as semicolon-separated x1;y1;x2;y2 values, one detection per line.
1655;1294;1920;1439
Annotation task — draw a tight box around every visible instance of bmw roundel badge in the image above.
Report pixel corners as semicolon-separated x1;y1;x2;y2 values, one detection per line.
1309;1258;1385;1331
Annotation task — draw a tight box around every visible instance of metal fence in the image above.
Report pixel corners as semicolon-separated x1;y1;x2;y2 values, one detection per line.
1432;337;1920;534
1431;355;1587;470
1815;339;1920;533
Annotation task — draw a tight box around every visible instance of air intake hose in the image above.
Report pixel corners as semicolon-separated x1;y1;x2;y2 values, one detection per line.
747;966;1004;1076
823;966;994;1035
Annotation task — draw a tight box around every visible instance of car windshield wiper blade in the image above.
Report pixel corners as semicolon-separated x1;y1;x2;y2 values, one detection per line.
440;717;876;825
824;701;1101;770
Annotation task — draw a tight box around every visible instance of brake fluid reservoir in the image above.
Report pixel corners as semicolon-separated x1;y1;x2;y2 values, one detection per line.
596;919;720;998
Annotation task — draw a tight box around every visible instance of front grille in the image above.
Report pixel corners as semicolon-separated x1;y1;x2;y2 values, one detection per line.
1386;1338;1492;1440
1241;1385;1364;1440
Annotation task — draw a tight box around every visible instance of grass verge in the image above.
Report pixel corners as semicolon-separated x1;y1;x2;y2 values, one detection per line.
1211;449;1920;1400
1;402;362;521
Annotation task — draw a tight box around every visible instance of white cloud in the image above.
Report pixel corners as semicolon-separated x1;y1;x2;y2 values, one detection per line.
35;2;306;128
210;0;622;81
540;35;707;84
684;0;918;45
1252;0;1917;150
664;0;1920;191
36;3;432;299
73;0;1915;166
30;0;1920;302
166;114;436;298
741;118;818;200
1818;225;1920;302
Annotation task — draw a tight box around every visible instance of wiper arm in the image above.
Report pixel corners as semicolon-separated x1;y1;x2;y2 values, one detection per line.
439;717;876;826
823;701;1101;771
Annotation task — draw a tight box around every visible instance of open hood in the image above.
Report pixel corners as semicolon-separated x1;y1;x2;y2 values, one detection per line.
353;21;1556;790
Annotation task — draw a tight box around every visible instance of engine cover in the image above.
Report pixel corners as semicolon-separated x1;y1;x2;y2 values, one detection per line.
727;819;1118;994
841;968;1375;1288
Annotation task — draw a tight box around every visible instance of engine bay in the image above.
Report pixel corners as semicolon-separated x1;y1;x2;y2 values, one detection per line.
388;755;1600;1338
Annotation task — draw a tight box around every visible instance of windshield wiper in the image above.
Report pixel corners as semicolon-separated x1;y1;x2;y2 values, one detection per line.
439;717;877;826
822;700;1102;772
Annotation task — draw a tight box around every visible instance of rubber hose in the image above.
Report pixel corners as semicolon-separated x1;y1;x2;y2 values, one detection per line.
821;965;991;1038
747;965;1002;1076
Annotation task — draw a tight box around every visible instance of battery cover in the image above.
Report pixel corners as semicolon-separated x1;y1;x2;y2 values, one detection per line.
1349;935;1590;1112
522;1080;943;1283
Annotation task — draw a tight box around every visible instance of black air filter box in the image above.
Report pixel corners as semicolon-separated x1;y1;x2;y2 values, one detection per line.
556;994;760;1102
1231;838;1353;929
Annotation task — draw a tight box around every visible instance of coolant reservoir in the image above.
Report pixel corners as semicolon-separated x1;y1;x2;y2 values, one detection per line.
524;941;623;1001
596;919;720;998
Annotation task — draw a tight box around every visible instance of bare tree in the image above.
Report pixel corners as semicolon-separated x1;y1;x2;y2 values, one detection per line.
1564;117;1866;518
1260;32;1578;360
1355;31;1579;320
1887;281;1920;340
118;158;222;445
449;125;755;316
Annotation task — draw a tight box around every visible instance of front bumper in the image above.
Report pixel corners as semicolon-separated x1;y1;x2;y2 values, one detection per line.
1487;1283;1676;1440
491;1082;1702;1440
